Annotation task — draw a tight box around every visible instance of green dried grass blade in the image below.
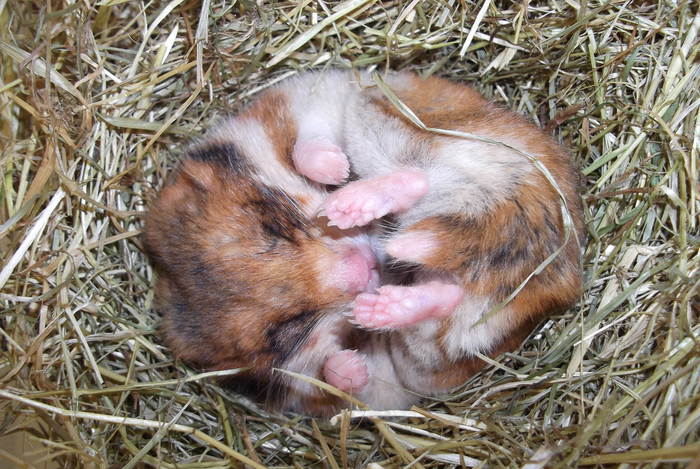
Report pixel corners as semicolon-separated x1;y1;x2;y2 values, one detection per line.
0;41;85;104
266;0;376;67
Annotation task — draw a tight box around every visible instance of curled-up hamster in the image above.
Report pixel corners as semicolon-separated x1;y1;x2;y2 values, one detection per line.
279;70;584;409
143;89;382;415
144;69;584;415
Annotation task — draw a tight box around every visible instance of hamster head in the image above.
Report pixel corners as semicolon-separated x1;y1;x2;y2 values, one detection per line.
143;147;378;372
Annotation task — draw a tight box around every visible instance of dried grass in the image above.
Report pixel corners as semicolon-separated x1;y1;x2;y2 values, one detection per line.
1;1;698;467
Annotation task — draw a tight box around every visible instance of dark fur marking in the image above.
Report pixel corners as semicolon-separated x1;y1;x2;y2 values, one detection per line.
490;238;518;267
545;216;559;240
468;263;484;283
184;258;219;293
511;248;530;265
221;372;269;399
436;214;470;230
261;219;297;244
156;287;204;346
244;185;311;244
541;202;562;248
258;237;279;254
168;299;202;340
514;198;526;215
265;310;321;364
188;143;247;172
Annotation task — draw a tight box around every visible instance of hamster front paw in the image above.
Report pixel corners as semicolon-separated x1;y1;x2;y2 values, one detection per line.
293;137;350;185
353;281;465;329
323;349;369;392
322;169;429;229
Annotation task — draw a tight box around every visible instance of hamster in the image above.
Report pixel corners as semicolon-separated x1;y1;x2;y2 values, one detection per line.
276;70;585;409
144;69;584;415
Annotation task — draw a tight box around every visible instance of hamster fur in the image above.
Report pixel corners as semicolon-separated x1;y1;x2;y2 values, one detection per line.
144;69;584;415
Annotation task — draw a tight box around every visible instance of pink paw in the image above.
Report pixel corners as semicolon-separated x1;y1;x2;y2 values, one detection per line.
322;169;429;229
323;349;369;392
323;181;395;229
292;137;349;185
353;282;465;329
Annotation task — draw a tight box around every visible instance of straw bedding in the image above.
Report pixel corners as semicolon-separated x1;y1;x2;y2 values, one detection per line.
1;1;698;467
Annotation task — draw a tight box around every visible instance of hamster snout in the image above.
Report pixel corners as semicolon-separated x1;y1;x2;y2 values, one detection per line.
342;244;379;293
324;242;379;294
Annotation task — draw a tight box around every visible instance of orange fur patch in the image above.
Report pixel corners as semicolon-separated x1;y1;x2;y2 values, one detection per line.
246;90;297;170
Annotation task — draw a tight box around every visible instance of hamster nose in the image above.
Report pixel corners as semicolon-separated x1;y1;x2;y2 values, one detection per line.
340;249;376;293
320;241;379;295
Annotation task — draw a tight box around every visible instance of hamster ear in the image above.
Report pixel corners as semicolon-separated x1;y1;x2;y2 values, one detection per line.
179;159;217;191
153;159;216;213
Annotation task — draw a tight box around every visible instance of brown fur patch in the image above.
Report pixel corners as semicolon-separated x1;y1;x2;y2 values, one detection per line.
371;73;493;131
246;90;298;171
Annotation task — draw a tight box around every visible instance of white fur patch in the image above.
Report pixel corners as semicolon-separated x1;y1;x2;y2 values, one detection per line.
409;138;533;220
441;295;511;358
355;334;425;410
284;70;360;144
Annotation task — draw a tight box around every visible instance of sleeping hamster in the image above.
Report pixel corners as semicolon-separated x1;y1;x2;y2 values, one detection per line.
144;69;584;415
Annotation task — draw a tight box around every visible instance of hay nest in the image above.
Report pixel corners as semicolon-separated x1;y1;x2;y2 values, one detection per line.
1;1;698;467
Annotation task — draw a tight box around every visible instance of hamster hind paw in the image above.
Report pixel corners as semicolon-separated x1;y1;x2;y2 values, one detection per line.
292;137;350;185
322;169;429;229
353;282;464;329
323;349;369;392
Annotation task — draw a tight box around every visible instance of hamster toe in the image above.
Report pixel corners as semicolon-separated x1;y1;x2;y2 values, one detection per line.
323;349;369;393
293;137;349;185
353;293;391;329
